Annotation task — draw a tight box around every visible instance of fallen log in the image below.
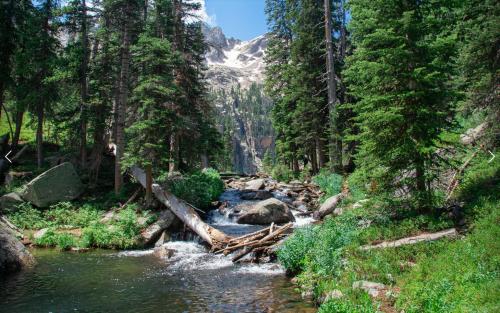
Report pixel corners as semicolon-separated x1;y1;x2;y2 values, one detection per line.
129;166;231;248
360;228;458;250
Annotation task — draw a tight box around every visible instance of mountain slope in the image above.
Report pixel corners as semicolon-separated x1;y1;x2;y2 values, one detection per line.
203;25;274;174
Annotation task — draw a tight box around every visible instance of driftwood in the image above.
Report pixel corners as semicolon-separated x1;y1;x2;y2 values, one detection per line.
212;223;293;263
360;228;458;250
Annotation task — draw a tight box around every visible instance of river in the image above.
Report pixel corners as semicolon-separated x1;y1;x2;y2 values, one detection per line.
0;189;315;313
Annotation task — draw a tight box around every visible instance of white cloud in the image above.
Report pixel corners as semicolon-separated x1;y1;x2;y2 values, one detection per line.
188;0;217;26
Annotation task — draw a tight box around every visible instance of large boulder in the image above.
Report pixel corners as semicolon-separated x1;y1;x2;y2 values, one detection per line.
245;178;265;191
20;162;83;207
0;192;24;214
239;190;272;200
237;198;295;225
0;219;35;274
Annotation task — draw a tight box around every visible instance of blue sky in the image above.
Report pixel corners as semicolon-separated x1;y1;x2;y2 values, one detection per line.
203;0;267;40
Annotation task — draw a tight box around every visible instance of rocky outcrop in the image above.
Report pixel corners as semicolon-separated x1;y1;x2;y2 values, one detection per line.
203;24;274;174
0;192;24;214
237;198;295;225
0;219;35;274
21;162;83;207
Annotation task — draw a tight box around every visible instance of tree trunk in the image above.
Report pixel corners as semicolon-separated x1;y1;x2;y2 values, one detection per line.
145;164;153;205
115;11;131;194
169;132;178;173
324;0;341;170
316;137;326;169
79;0;89;168
36;103;44;169
201;153;209;169
12;109;24;150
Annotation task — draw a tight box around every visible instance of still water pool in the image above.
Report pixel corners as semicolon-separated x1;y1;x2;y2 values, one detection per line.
0;246;315;313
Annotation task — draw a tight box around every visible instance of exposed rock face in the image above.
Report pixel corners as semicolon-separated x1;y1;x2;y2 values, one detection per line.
237;198;295;225
203;24;274;174
0;192;24;213
352;281;387;297
21;162;83;207
202;24;267;90
0;219;35;274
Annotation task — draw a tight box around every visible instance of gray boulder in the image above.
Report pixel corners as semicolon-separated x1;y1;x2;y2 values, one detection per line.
21;162;83;207
237;198;295;225
0;219;35;274
0;192;24;214
240;190;272;200
245;178;265;190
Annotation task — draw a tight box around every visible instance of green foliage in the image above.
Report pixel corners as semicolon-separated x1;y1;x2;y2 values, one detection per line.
278;213;359;277
397;197;500;313
345;0;458;209
313;170;343;202
319;296;376;313
35;229;77;251
168;169;224;210
271;163;295;183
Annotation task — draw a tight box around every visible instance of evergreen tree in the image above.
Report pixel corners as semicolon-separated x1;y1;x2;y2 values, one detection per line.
458;0;499;147
345;0;457;209
123;0;177;203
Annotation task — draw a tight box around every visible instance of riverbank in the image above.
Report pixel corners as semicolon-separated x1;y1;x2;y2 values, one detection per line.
277;155;499;313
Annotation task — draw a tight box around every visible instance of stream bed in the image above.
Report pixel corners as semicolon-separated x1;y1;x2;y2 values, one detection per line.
0;189;315;313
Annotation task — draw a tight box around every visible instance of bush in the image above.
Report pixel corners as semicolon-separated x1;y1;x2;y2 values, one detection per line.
8;203;49;229
271;163;295;183
35;229;77;251
278;213;359;277
169;168;224;210
278;226;318;274
319;296;376;313
313;170;344;201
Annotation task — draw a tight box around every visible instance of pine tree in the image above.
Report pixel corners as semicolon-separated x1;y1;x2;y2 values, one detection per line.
123;0;177;204
458;0;499;147
345;0;457;209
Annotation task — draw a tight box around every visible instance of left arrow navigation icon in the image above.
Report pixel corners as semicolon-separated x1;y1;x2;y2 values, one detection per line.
5;150;12;163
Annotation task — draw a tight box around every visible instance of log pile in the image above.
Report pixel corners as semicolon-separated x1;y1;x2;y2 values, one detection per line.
213;222;293;263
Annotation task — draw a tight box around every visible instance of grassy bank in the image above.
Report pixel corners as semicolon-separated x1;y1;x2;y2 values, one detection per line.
278;155;499;312
4;165;225;250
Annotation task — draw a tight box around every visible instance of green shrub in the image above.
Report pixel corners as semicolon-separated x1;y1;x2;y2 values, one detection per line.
278;226;318;274
169;168;224;210
35;229;77;251
279;213;359;277
318;296;376;313
271;163;295;183
313;170;344;201
8;203;50;229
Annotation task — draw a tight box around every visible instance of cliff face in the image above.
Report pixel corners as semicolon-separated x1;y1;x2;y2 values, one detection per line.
203;25;274;174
